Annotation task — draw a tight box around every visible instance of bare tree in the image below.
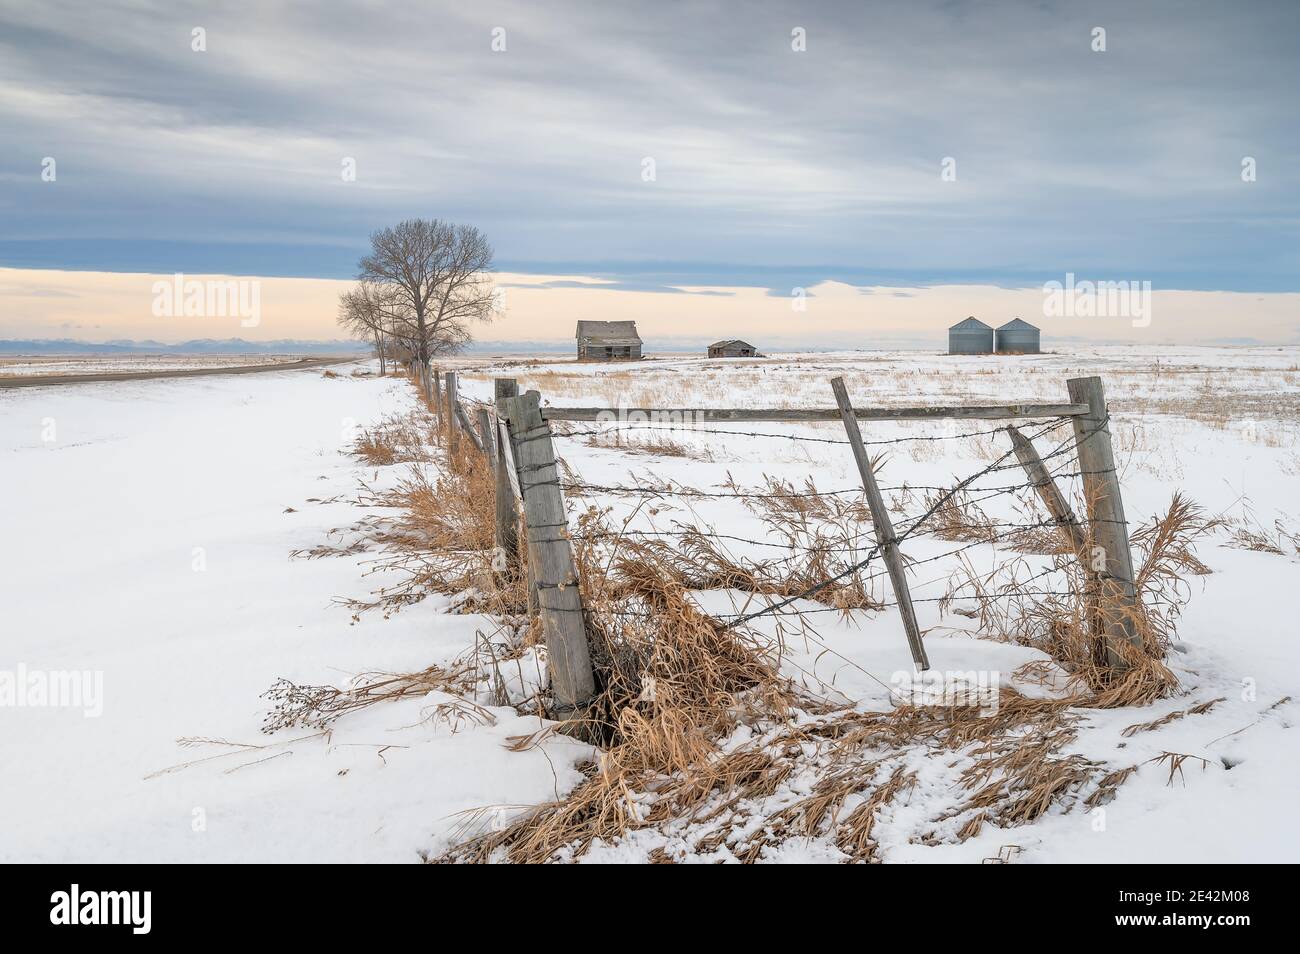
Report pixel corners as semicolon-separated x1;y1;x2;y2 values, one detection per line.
354;219;498;393
337;281;399;375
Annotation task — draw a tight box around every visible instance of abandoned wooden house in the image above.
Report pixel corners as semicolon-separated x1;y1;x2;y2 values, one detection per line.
575;320;642;361
707;339;758;358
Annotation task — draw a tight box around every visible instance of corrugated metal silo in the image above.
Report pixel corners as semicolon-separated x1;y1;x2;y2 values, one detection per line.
948;317;994;354
995;318;1040;354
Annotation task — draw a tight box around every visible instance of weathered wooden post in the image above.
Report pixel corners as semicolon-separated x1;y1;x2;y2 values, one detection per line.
444;371;460;456
493;379;520;563
494;379;537;618
830;378;930;670
475;406;496;474
1066;376;1142;668
498;389;596;711
432;368;442;424
456;401;483;453
1006;425;1090;561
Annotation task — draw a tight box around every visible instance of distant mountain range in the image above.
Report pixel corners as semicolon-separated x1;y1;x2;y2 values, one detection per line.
0;338;369;355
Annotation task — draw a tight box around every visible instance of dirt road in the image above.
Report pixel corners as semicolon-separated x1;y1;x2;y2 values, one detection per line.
0;355;363;389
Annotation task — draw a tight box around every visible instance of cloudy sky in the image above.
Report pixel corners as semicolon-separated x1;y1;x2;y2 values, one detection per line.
1;0;1297;346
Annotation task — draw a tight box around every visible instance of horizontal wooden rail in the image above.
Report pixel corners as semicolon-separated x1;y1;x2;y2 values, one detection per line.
542;403;1090;423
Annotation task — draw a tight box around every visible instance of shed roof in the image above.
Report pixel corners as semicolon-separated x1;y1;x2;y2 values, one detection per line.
997;318;1038;331
949;316;993;331
709;339;755;350
576;320;642;344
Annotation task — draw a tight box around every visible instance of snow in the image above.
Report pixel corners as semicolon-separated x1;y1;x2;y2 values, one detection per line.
3;347;1297;862
1;363;591;862
0;353;300;377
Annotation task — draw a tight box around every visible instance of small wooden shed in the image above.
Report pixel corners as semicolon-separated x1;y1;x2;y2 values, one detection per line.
576;320;642;361
707;339;758;358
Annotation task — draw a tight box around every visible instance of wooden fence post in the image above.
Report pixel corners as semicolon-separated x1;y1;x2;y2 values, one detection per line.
444;371;459;456
493;379;520;564
1066;376;1142;668
432;368;442;424
494;379;538;618
830;377;930;671
1006;425;1090;561
498;389;596;710
475;406;496;474
456;402;484;453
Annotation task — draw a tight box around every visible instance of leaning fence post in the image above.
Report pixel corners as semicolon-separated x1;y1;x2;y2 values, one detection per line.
830;377;930;671
444;371;460;456
1066;376;1142;669
498;389;596;710
494;379;520;563
456;401;484;453
495;379;538;617
1006;425;1090;562
475;406;496;475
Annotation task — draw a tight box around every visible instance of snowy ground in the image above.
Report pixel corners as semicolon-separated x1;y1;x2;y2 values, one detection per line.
3;347;1297;862
0;353;301;377
1;362;590;863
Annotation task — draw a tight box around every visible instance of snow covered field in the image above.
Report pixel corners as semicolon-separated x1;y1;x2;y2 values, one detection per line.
2;347;1297;863
0;354;302;377
1;363;590;863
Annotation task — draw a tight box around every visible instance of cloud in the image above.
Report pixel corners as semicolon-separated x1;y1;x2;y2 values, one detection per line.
0;0;1297;299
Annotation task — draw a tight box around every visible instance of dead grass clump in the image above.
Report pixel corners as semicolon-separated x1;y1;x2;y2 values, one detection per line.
941;492;1212;709
1147;751;1210;786
581;430;711;460
354;431;401;466
330;377;528;618
351;413;438;466
345;445;528;618
436;555;795;863
1222;507;1299;557
261;663;476;733
915;488;999;544
1121;696;1225;737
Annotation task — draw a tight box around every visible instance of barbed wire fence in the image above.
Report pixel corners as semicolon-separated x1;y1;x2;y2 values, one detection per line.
435;372;1136;715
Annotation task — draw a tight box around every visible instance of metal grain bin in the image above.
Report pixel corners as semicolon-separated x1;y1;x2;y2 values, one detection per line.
995;318;1040;354
948;316;994;354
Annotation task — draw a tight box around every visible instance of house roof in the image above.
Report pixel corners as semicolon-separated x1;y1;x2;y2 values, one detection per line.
576;320;642;344
949;316;993;331
997;318;1039;331
709;339;755;350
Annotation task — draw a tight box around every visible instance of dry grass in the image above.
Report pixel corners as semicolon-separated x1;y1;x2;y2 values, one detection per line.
283;369;1228;863
261;664;477;733
1121;697;1225;737
351;413;438;467
432;485;1218;862
1222;508;1300;557
579;430;711;460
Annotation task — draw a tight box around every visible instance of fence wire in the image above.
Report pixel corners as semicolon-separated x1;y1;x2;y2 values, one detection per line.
533;410;1117;632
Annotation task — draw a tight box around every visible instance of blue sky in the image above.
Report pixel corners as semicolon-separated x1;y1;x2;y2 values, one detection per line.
1;0;1298;297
